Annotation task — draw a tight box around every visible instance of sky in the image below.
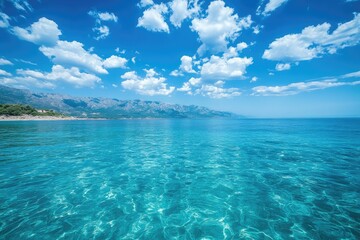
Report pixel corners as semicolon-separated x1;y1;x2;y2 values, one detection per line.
0;0;359;117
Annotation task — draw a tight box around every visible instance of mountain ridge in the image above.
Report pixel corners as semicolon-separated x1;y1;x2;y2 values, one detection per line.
0;85;240;119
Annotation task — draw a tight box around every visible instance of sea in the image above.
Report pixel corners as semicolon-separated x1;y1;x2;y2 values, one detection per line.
0;119;359;239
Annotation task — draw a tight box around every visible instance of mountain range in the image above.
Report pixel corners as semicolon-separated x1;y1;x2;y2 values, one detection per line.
0;85;238;119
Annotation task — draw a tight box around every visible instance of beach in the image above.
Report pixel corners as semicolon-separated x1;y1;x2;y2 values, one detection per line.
0;115;83;121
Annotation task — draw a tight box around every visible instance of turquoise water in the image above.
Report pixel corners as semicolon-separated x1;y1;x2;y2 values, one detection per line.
0;119;359;239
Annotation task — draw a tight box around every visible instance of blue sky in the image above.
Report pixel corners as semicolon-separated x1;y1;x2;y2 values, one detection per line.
0;0;359;117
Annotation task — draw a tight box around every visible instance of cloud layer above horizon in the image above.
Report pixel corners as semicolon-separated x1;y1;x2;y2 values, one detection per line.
0;0;359;101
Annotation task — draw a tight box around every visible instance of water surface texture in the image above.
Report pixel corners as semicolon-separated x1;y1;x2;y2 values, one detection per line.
0;119;359;239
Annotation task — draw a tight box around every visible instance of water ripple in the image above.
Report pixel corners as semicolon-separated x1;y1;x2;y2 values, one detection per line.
0;119;359;239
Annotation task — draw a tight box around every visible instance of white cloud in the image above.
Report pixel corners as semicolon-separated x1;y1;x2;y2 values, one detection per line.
252;73;360;96
88;11;118;40
0;69;12;76
99;12;118;22
169;0;200;28
236;42;248;52
0;58;13;65
12;17;62;46
103;55;127;69
259;0;288;16
251;76;258;82
8;0;33;12
40;40;108;74
178;78;240;98
171;55;197;76
201;55;253;80
16;59;37;65
341;70;360;78
144;68;157;77
12;18;127;75
137;3;170;33
0;12;10;28
17;65;101;88
275;63;291;71
177;82;192;92
131;57;136;64
178;77;201;92
191;0;252;55
223;42;248;58
138;0;154;8
93;25;110;40
89;11;118;22
0;76;56;89
180;55;196;73
253;25;263;34
195;81;241;98
170;69;183;77
121;69;175;95
263;13;360;62
189;76;201;86
115;48;126;54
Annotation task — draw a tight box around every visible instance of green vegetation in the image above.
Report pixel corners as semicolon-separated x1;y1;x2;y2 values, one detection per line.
0;104;63;117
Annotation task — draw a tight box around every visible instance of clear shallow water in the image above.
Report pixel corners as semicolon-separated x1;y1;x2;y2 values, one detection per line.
0;119;359;239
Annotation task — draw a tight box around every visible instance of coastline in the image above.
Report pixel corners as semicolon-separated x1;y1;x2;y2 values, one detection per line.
0;115;88;121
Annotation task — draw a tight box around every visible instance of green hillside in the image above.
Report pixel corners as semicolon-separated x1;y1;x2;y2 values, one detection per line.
0;104;63;117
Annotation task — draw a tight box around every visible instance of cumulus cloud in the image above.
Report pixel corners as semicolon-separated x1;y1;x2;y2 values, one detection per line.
12;17;62;45
121;69;175;95
223;42;248;58
137;3;170;33
170;69;183;77
88;10;118;40
0;65;101;89
180;55;196;73
92;25;110;40
40;40;108;74
169;0;200;28
12;18;129;75
253;25;263;34
263;13;360;62
0;12;10;28
171;55;197;76
103;55;127;69
252;71;360;96
178;78;240;98
195;81;241;98
201;55;253;80
178;77;201;92
138;0;154;8
0;69;12;76
96;12;118;22
275;63;291;71
0;58;13;65
191;0;252;55
16;65;101;88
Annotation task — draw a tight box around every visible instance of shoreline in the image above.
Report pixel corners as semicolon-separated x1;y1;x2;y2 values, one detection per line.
0;115;92;121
